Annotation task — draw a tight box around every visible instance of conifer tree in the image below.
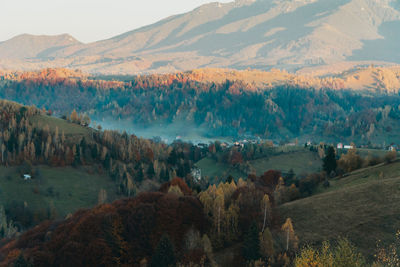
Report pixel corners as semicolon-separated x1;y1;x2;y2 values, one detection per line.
150;235;176;267
135;167;144;183
167;148;177;166
147;162;155;178
323;146;337;175
242;221;261;261
160;168;170;183
13;254;31;267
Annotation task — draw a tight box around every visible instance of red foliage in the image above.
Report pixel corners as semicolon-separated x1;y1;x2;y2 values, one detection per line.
259;170;281;188
159;177;192;195
230;150;243;165
230;171;281;233
0;192;208;267
180;249;207;265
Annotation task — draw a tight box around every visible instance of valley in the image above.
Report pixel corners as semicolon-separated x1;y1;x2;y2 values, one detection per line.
0;97;397;266
2;0;400;265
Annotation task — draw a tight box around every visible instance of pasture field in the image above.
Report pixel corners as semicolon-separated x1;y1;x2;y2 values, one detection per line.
0;165;118;219
279;160;400;260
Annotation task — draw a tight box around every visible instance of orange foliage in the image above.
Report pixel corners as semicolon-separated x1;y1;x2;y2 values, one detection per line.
159;177;192;195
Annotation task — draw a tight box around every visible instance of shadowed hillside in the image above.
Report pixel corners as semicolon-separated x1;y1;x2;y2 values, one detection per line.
0;192;208;266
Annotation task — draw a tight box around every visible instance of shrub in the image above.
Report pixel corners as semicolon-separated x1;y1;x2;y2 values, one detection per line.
338;150;364;173
384;151;397;164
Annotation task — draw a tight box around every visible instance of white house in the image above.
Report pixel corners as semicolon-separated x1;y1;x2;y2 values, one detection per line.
344;145;354;149
23;174;31;180
234;142;244;148
191;167;202;181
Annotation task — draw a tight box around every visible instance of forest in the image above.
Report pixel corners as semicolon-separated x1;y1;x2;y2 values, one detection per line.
0;99;398;266
0;70;400;266
0;100;304;266
0;100;211;230
1;69;400;144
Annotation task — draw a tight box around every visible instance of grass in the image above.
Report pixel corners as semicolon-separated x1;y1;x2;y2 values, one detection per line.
30;115;94;139
249;149;322;176
279;160;400;260
195;157;246;182
0;165;118;219
0;114;119;222
195;148;322;182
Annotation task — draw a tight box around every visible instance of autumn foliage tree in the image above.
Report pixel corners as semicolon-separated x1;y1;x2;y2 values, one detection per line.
0;192;209;266
2;68;399;141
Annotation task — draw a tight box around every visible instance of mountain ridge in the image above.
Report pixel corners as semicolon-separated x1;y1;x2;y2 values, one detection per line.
1;0;400;74
0;33;81;59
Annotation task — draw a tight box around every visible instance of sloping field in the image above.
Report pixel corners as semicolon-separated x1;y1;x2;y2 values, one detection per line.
250;149;322;176
279;161;400;260
0;165;117;219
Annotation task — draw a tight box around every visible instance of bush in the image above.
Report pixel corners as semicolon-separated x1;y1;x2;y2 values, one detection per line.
384;151;397;164
373;230;400;267
366;156;383;167
338;150;364;173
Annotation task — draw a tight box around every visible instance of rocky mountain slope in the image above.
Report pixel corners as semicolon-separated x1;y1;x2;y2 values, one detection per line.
1;0;400;74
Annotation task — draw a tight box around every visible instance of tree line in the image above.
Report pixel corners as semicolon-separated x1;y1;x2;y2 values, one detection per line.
2;70;400;143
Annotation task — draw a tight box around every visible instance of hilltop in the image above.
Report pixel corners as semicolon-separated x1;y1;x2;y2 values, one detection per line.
1;0;400;74
0;34;80;60
187;66;400;93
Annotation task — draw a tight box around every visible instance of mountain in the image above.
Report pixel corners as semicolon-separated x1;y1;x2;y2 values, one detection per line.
0;34;81;59
1;0;400;74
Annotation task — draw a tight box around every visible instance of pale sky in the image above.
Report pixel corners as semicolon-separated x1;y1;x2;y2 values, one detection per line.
1;0;233;43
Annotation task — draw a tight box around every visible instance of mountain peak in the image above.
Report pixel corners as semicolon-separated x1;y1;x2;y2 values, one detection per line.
0;33;81;59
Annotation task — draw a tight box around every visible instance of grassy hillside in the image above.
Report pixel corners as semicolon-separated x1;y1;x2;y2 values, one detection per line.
0;165;117;219
30;114;93;139
195;157;246;182
195;147;322;182
249;148;322;176
279;160;400;260
0;109;119;225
